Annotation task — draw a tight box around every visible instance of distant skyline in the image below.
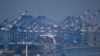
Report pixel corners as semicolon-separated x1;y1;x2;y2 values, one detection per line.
0;0;100;23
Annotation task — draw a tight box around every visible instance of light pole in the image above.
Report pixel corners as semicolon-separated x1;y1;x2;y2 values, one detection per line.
25;44;28;56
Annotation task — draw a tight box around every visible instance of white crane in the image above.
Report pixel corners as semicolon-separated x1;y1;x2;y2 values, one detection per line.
7;10;27;31
88;10;100;31
87;10;100;47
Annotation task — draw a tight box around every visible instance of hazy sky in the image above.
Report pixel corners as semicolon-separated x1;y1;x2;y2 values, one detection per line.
0;0;100;23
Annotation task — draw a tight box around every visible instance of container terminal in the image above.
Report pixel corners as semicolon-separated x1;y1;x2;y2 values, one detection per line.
0;9;100;56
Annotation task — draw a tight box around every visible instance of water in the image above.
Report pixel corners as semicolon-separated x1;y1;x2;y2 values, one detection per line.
26;47;100;56
62;47;100;56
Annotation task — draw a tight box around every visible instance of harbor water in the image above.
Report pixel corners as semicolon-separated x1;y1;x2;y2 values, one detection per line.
23;47;100;56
